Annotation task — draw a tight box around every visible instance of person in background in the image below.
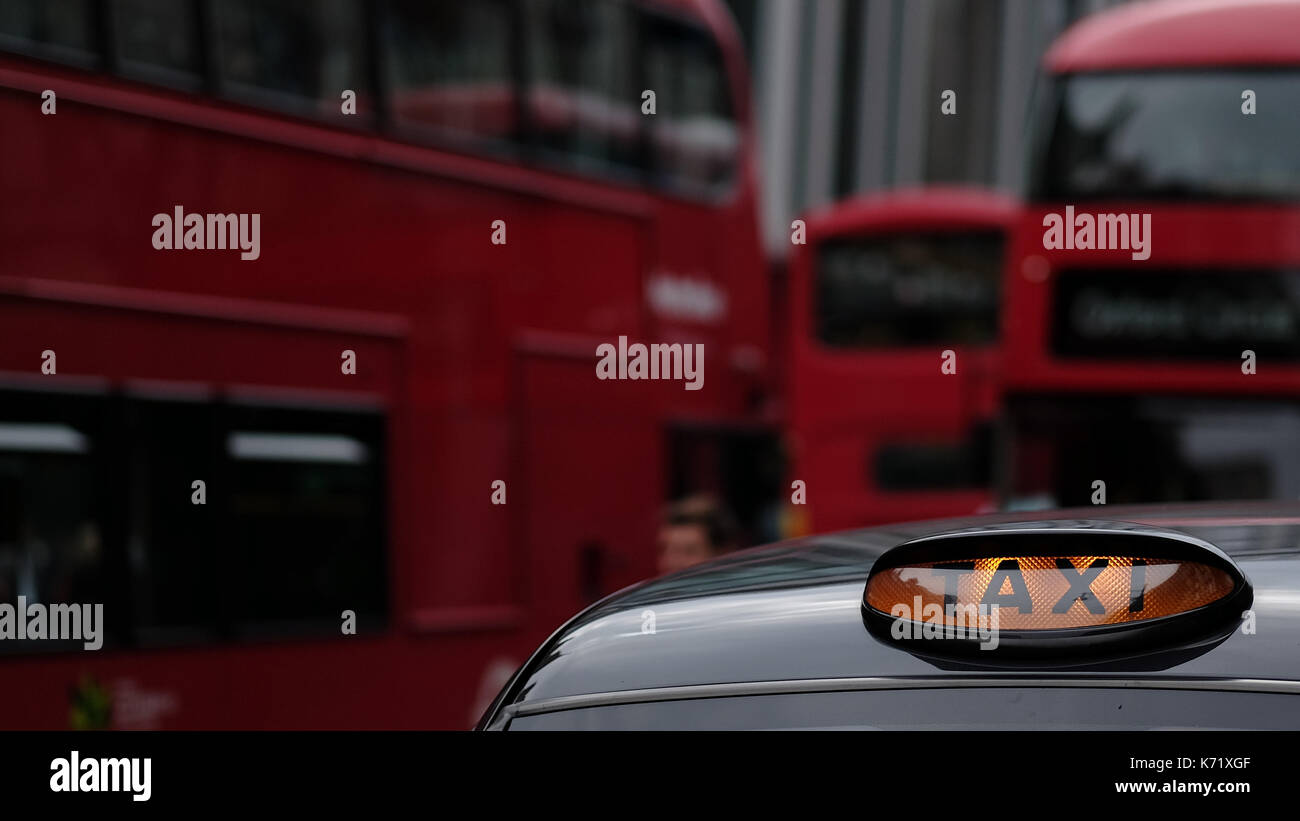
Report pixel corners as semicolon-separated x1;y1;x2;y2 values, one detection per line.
656;495;739;576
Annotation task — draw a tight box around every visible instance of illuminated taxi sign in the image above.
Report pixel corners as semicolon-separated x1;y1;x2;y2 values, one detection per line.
866;555;1236;631
862;523;1251;654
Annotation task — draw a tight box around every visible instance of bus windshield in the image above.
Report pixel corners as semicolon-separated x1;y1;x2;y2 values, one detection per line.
815;231;1003;348
1031;70;1300;202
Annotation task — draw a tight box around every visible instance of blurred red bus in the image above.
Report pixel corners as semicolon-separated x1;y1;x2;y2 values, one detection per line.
1004;0;1300;509
785;188;1016;533
0;0;772;728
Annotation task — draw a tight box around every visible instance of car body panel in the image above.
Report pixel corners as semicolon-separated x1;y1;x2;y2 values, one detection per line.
481;502;1300;727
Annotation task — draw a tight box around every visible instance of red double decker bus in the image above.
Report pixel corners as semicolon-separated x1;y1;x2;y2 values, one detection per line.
0;0;770;728
785;188;1016;533
1004;0;1300;509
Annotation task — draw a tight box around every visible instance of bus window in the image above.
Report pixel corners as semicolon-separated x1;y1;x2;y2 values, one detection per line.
815;231;1003;348
384;0;518;145
643;13;738;193
524;0;641;173
212;0;370;122
0;426;101;605
125;398;217;643
112;0;202;86
0;0;97;65
223;407;386;635
0;389;389;649
1031;71;1300;202
0;396;108;653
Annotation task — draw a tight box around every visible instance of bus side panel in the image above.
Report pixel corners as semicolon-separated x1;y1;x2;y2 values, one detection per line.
0;72;681;726
516;352;664;630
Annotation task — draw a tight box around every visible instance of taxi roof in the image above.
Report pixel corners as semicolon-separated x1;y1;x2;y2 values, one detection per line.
1046;0;1300;72
484;502;1300;724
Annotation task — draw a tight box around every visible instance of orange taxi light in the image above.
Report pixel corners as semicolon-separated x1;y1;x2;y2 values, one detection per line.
865;555;1236;631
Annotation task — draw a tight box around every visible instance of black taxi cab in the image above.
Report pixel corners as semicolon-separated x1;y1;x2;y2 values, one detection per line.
478;503;1300;730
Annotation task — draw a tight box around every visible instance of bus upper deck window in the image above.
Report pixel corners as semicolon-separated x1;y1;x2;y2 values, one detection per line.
1032;71;1300;202
384;0;518;146
524;0;642;173
643;15;739;194
0;0;97;65
112;0;201;86
213;0;371;123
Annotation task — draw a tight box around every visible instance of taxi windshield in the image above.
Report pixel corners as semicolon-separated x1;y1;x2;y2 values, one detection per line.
1029;70;1300;202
